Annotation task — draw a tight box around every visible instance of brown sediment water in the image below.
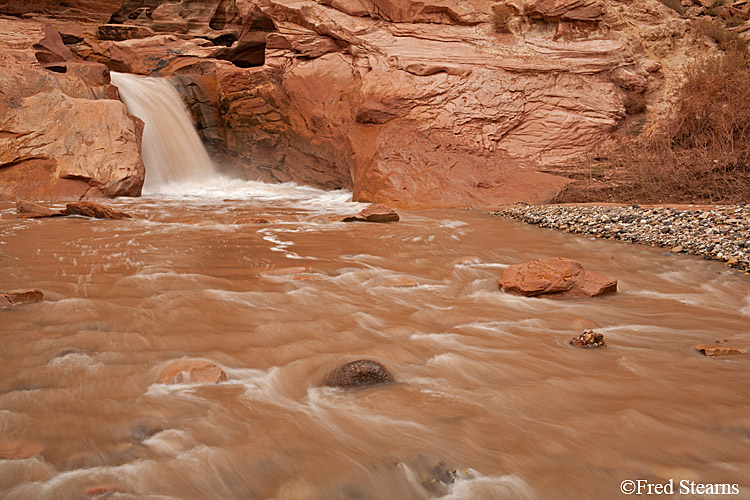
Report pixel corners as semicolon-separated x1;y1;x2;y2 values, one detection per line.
1;185;749;500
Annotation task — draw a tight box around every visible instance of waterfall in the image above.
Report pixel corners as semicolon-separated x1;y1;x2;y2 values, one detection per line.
110;72;217;192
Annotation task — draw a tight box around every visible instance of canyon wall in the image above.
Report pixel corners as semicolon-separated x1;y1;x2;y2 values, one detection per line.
0;0;726;206
0;13;145;200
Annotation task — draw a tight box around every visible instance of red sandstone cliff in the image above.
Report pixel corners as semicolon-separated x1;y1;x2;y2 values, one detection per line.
1;0;745;206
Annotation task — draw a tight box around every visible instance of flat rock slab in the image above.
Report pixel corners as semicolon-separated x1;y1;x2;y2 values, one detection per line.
15;200;131;220
16;200;62;218
695;344;747;357
499;257;617;298
2;288;44;305
159;359;227;384
342;204;400;223
324;359;393;388
63;202;131;219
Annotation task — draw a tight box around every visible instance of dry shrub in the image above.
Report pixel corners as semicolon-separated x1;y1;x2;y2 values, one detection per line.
557;44;750;204
492;4;516;33
623;93;647;115
696;18;748;54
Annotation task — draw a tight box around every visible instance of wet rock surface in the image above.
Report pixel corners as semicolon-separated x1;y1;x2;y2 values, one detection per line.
495;205;750;273
498;257;617;298
62;202;132;220
695;344;747;357
2;289;44;305
15;200;62;219
570;330;607;348
342;204;400;223
158;359;227;384
324;359;393;388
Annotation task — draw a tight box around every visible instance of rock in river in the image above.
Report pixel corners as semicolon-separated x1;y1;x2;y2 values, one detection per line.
2;289;44;305
342;204;400;223
570;330;607;348
324;360;393;388
498;257;617;298
695;344;746;357
159;359;227;384
62;202;131;220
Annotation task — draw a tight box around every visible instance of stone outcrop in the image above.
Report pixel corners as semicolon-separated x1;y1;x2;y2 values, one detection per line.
0;18;145;202
498;257;617;298
324;359;394;387
1;0;712;207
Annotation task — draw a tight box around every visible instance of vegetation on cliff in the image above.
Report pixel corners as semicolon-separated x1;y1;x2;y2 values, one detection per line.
557;17;750;204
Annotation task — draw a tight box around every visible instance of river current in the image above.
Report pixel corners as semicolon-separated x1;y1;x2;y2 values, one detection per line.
1;178;749;499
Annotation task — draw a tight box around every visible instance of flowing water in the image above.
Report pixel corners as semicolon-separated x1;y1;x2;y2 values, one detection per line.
1;75;749;500
109;72;217;192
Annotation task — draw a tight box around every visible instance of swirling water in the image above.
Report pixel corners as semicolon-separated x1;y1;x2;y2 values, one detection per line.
1;182;749;500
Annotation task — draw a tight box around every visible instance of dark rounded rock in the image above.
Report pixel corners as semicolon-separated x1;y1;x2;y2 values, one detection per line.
324;359;393;388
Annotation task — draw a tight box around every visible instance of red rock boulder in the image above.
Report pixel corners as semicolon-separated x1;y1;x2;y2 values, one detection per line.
2;289;44;305
62;202;131;220
695;344;746;357
158;359;227;384
342;204;400;223
498;257;617;298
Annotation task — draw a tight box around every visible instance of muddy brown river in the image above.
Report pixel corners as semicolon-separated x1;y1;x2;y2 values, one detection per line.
1;181;749;500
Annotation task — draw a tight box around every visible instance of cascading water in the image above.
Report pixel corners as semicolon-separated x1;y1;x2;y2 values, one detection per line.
110;72;217;192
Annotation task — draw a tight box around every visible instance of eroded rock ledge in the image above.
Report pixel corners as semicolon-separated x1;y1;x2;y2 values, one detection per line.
0;0;711;207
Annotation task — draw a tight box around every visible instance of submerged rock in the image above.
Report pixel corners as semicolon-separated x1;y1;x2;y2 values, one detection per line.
342;204;400;223
0;438;44;460
62;202;131;220
16;200;62;219
324;359;393;388
158;359;227;384
2;289;44;305
695;344;746;357
498;257;617;298
570;330;607;348
234;217;275;224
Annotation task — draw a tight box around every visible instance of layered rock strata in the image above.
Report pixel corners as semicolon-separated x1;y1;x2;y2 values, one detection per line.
1;0;715;207
0;18;145;201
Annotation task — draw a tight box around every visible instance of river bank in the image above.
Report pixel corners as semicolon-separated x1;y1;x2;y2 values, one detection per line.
493;204;750;273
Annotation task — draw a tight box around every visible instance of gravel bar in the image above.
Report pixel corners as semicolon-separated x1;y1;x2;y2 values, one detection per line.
493;204;750;273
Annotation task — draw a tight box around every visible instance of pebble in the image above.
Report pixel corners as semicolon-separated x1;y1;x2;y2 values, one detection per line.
493;205;750;273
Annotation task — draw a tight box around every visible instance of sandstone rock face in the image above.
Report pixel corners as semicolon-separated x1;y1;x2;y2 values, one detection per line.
324;359;393;388
498;257;617;298
0;19;145;202
2;0;705;208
